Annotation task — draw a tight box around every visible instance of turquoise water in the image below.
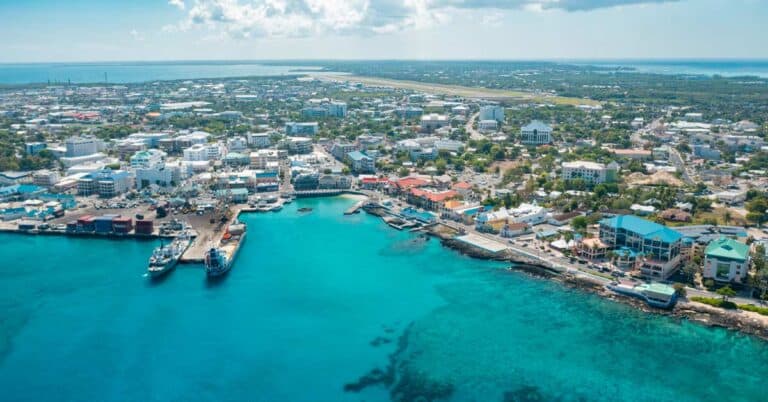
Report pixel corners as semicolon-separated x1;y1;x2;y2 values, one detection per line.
0;62;315;85
578;60;768;78
1;196;768;401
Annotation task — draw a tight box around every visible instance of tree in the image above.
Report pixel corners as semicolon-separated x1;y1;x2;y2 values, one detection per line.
673;283;687;297
716;285;737;302
571;216;588;232
682;261;700;284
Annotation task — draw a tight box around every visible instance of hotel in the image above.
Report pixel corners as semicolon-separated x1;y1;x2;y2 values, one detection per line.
599;215;683;279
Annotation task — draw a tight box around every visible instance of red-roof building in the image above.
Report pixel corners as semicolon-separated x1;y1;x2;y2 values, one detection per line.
407;188;458;211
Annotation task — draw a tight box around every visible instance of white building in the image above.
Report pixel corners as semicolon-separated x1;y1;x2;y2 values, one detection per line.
227;136;248;153
288;137;313;154
520;121;552;145
247;132;272;148
434;139;464;152
250;149;280;169
183;144;221;162
135;162;182;190
479;105;505;122
65;136;103;157
561;161;619;184
703;237;750;283
32;170;60;187
478;119;499;132
77;169;133;197
130;149;166;169
420;114;449;133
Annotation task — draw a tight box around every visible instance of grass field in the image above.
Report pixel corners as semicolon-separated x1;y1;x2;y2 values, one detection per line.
313;73;601;106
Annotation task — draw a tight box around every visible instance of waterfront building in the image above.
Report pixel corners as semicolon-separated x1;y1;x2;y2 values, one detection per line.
407;188;458;211
286;122;319;136
576;238;609;260
346;151;375;174
500;223;531;238
77;169;133;197
703;237;750;283
520;121;552;145
599;215;683;279
479;105;505;123
561;161;619;184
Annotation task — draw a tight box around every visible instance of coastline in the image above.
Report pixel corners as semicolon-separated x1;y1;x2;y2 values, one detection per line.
416;218;768;342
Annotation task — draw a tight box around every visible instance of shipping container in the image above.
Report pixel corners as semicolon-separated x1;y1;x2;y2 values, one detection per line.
135;219;154;235
77;215;95;232
18;221;37;231
66;221;78;232
94;216;116;234
112;217;133;234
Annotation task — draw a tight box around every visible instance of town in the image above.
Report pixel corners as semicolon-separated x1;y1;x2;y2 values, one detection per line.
2;68;768;314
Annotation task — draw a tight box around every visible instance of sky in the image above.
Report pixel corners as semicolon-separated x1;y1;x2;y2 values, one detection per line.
0;0;767;62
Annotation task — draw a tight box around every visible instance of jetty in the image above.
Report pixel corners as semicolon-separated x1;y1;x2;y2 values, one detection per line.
344;199;367;215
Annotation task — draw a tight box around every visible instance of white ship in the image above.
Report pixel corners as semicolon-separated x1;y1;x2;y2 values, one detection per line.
205;220;246;277
148;229;193;278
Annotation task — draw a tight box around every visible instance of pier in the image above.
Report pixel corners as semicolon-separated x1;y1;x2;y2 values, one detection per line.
344;199;367;215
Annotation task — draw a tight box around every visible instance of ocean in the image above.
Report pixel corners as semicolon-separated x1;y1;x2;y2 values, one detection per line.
0;61;317;85
574;59;768;78
1;196;768;401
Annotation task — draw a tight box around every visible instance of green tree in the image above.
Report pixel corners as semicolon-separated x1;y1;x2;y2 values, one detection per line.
716;285;737;302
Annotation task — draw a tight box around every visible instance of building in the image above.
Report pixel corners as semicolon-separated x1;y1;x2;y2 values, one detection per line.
25;142;47;155
288;137;313;154
135;162;182;190
347;151;375;174
65;136;103;157
247;132;272;148
478;120;499;132
561;161;619;184
250;149;280;169
692;144;721;161
576;238;609;260
420;114;449;133
227;136;248;153
301;106;328;119
183;144;221;162
479;105;505;123
32;170;60;187
130;149;166;169
327;101;348;118
520;121;552;145
331;143;358;160
286;122;319;136
599;215;684;279
77;169;133;197
703;237;750;283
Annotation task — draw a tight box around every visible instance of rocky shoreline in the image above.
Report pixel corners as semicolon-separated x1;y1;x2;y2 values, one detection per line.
422;222;768;342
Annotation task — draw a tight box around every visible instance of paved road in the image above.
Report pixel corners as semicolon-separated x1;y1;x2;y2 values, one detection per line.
465;112;485;140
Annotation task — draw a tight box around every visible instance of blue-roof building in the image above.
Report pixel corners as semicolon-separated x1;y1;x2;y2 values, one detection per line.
599;215;684;279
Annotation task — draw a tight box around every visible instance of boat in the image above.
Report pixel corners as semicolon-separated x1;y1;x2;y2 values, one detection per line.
270;204;283;212
297;207;313;213
147;229;192;277
205;220;246;277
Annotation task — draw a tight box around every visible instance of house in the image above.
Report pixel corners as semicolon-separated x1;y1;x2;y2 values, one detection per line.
576;238;609;260
599;215;684;279
501;222;531;238
660;209;692;222
703;237;750;283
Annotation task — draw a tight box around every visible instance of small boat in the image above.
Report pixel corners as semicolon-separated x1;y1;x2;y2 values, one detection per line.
271;204;283;212
148;229;192;278
297;207;313;213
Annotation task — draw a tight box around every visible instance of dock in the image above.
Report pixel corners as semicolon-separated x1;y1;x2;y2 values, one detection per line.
344;199;367;215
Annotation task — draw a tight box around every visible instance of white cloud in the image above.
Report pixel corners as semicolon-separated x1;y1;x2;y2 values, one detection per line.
130;29;146;41
168;0;677;39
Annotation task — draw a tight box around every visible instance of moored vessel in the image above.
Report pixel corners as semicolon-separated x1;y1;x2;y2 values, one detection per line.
205;220;246;277
148;229;193;277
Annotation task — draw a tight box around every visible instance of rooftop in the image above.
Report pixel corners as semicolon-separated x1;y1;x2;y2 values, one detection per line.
600;215;683;243
705;237;749;261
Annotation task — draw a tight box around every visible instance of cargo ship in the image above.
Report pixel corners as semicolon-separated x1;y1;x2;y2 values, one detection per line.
204;220;246;277
148;229;192;277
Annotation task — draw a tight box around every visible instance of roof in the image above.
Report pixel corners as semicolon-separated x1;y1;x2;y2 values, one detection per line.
522;120;551;131
347;151;372;161
395;177;429;189
600;215;683;243
705;237;749;261
409;188;457;203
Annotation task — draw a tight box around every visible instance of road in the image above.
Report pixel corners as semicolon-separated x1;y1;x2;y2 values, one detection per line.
465;112;485;140
669;146;695;185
